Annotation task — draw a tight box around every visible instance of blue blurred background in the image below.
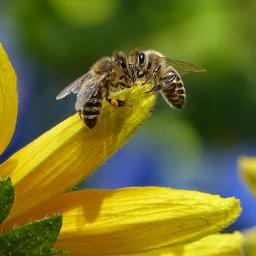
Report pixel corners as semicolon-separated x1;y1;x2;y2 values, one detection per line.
0;0;256;231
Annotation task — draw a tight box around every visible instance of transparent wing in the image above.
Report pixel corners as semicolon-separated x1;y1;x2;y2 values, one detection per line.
56;72;90;100
75;72;108;111
163;57;206;73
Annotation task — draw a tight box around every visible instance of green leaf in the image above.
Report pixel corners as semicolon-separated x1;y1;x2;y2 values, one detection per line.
0;214;65;256
0;177;15;224
49;248;68;255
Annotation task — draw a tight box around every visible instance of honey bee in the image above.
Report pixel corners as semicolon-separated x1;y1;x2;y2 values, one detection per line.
128;49;205;109
56;51;133;128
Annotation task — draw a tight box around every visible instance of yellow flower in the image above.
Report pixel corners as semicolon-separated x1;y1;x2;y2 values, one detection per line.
0;43;242;255
128;232;244;256
239;157;256;255
239;156;256;195
0;44;18;155
243;228;256;256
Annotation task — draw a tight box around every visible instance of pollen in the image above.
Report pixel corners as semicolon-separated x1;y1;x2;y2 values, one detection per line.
111;99;119;106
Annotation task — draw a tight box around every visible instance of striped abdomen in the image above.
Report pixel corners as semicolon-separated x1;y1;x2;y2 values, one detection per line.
161;71;186;109
80;88;103;129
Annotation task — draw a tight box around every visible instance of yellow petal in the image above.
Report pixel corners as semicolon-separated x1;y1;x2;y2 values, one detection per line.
0;43;18;155
239;156;256;195
0;82;156;221
243;227;256;256
132;232;244;256
2;187;241;255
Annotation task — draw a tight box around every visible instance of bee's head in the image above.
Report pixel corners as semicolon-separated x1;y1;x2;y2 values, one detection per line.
113;51;133;83
94;58;113;75
128;49;146;81
113;51;127;70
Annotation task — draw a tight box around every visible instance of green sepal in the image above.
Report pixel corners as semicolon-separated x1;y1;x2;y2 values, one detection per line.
0;214;66;256
0;177;15;224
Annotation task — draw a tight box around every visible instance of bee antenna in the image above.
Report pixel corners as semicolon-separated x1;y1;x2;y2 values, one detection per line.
112;50;118;56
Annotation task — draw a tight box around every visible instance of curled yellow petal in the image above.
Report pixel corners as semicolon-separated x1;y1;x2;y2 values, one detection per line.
243;227;256;256
0;83;156;221
134;232;244;256
0;43;18;155
2;187;241;255
239;156;256;195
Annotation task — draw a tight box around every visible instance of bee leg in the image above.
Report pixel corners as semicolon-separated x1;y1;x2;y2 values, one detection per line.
78;109;82;118
116;81;131;89
142;64;161;85
120;75;133;87
162;73;177;84
146;74;177;93
145;83;163;93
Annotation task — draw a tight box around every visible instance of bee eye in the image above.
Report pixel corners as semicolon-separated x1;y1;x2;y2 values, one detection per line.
119;60;127;69
139;53;145;65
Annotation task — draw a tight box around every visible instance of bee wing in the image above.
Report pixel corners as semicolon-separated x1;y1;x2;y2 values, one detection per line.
75;72;108;111
163;57;206;73
56;72;91;100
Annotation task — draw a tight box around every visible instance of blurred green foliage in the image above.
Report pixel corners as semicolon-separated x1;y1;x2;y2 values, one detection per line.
7;0;256;142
